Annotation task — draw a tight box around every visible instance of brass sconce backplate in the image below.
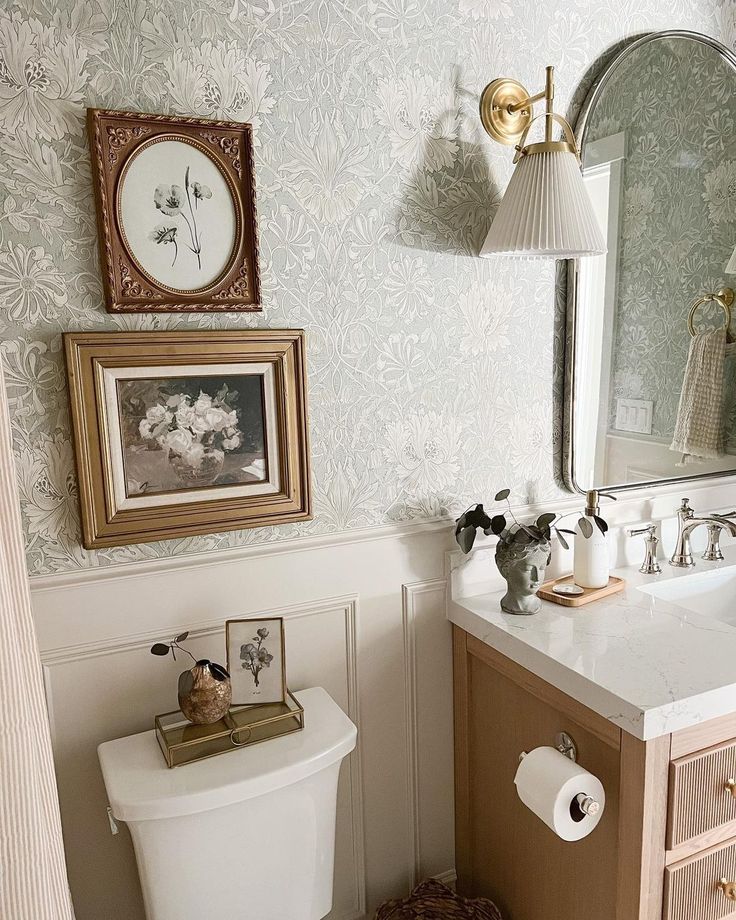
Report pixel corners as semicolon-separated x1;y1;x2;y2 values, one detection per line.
479;78;533;146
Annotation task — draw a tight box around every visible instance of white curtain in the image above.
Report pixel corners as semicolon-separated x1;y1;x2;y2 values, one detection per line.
0;356;75;919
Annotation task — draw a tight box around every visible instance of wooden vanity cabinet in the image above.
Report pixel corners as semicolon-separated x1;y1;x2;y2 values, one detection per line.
453;626;736;920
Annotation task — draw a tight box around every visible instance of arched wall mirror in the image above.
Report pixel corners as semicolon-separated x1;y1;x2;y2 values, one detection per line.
563;31;736;493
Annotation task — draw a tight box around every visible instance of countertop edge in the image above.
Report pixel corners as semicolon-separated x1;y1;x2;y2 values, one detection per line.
448;595;736;743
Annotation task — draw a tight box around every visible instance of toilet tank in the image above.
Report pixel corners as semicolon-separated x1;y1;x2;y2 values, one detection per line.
98;687;357;920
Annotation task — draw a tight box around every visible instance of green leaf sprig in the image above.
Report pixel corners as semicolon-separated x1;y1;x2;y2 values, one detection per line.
455;489;616;554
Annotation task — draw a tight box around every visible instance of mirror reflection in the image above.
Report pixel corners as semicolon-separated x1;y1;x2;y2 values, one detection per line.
567;33;736;491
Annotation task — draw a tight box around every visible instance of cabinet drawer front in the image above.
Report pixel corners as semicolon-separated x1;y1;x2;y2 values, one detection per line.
669;741;736;848
665;838;736;920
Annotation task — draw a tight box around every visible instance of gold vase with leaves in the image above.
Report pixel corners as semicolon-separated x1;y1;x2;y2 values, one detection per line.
151;631;232;726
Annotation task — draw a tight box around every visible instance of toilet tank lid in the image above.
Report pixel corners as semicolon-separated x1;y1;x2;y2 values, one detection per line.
98;687;356;822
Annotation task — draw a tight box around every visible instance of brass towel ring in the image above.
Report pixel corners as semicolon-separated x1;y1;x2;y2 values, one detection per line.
687;288;735;343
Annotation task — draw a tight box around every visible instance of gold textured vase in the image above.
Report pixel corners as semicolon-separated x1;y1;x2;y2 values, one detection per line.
178;660;232;725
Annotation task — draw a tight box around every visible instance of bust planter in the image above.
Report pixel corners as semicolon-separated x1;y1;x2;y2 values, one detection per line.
495;532;551;615
455;488;611;616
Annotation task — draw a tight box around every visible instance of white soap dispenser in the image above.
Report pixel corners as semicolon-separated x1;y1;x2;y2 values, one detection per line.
573;490;609;589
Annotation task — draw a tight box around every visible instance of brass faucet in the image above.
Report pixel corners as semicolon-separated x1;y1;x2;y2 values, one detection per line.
669;498;736;568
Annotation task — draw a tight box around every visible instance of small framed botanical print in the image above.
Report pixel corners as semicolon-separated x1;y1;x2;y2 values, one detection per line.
87;108;260;312
226;618;287;706
64;330;311;548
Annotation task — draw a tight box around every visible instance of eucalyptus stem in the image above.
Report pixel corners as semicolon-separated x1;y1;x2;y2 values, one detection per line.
172;641;197;665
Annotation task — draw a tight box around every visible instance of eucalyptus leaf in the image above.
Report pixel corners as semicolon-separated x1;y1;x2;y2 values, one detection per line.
151;643;170;656
494;488;510;502
175;631;189;643
536;512;556;529
593;515;609;535
456;526;476;554
465;504;491;530
555;528;570;551
490;514;506;535
208;662;230;682
578;517;594;539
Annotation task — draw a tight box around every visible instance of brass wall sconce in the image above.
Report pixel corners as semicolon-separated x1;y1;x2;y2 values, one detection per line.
478;65;606;259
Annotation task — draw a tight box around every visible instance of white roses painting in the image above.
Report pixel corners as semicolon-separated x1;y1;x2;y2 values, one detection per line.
118;375;267;497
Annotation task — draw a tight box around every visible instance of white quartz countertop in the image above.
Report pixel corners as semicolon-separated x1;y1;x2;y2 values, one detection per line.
448;545;736;741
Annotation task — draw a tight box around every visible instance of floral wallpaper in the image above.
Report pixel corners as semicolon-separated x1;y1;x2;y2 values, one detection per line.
0;0;725;576
585;35;736;445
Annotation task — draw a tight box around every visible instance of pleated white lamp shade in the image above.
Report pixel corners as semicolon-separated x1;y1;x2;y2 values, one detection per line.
726;245;736;274
480;148;606;258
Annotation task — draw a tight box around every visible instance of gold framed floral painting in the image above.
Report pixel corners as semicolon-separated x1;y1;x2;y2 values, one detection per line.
87;108;260;312
64;330;310;548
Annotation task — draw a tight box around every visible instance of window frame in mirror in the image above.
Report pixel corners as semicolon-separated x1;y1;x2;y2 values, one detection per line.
562;29;736;494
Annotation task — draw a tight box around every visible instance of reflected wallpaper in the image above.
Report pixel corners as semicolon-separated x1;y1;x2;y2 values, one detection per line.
0;0;727;575
586;37;736;445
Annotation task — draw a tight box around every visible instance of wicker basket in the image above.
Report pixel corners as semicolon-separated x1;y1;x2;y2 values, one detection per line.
375;879;503;919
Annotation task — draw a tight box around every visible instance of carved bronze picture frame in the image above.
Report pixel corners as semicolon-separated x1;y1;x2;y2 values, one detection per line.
64;330;310;548
87;109;260;312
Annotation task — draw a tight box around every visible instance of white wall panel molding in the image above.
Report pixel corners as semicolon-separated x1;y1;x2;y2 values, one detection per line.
41;592;368;920
29;474;736;598
29;518;453;593
402;579;454;888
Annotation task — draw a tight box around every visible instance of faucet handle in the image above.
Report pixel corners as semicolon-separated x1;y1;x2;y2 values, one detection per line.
628;523;657;538
627;524;661;574
679;497;693;514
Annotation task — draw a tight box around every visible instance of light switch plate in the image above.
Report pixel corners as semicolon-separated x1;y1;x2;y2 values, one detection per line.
615;398;653;434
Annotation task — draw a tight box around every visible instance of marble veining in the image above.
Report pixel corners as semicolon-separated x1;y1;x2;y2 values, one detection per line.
448;544;736;740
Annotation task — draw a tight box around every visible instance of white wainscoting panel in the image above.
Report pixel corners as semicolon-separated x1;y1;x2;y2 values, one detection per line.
32;525;456;920
402;580;455;888
30;478;736;918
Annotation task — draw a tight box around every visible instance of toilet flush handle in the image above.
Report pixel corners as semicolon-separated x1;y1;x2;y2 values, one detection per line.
106;806;119;836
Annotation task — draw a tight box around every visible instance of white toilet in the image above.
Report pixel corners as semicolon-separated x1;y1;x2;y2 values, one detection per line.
98;686;356;920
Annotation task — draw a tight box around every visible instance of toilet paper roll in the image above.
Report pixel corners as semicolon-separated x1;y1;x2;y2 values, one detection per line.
513;746;605;841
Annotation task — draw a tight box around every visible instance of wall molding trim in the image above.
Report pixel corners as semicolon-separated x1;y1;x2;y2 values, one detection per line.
29;518;454;592
402;578;449;888
41;593;367;920
29;472;736;593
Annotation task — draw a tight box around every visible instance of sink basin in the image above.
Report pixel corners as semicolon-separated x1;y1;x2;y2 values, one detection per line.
638;565;736;625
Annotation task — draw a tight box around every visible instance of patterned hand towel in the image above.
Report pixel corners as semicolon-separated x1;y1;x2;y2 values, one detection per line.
670;326;727;463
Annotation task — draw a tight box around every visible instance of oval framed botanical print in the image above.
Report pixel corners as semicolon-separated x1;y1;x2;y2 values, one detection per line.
118;135;241;294
87;109;261;313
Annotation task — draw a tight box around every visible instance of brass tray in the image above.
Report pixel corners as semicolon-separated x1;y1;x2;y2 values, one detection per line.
155;689;304;768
